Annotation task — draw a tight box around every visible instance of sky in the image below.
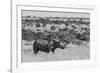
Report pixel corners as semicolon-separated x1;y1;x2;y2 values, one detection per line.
22;10;90;18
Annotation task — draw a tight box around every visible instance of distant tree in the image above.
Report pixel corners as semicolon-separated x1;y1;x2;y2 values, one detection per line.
36;23;41;27
27;16;31;18
25;19;30;23
51;25;56;31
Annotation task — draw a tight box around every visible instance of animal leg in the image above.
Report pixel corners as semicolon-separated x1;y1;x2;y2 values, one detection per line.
51;48;55;53
33;48;39;54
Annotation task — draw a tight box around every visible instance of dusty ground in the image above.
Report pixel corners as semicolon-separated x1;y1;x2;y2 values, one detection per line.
21;40;90;62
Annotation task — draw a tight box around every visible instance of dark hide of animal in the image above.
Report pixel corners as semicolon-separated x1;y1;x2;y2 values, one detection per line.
33;39;51;54
50;40;66;53
33;38;66;54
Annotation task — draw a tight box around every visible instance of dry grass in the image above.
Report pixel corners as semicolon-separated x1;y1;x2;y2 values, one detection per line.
21;40;90;62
